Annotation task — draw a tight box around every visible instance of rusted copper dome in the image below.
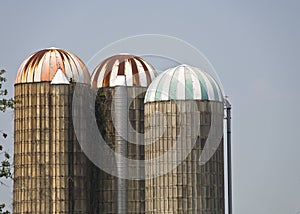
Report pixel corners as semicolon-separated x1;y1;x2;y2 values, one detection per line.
15;47;90;84
91;54;157;88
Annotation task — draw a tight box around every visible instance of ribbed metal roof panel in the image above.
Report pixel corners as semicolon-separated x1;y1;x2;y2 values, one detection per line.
144;64;223;103
91;54;157;88
15;47;90;84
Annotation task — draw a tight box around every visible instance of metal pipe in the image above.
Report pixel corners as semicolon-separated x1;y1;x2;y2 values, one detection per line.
114;83;128;213
225;98;232;214
68;84;74;213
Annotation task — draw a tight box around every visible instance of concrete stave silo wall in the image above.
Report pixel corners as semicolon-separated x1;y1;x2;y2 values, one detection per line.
14;82;92;214
93;86;146;214
144;100;224;214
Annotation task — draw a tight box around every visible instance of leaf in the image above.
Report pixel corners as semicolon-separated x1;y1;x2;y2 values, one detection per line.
4;152;10;159
1;160;10;167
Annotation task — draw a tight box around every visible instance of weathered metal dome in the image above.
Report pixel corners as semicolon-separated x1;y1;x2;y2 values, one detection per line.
91;54;157;88
15;47;90;84
145;64;223;103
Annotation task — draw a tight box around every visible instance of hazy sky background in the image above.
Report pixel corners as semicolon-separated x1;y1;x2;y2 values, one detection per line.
1;1;300;213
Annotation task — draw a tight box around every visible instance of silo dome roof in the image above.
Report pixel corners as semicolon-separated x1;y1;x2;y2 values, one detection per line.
91;54;157;88
144;64;223;103
15;47;90;84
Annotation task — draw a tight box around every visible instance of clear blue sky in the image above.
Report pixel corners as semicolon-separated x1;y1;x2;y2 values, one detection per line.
1;1;300;213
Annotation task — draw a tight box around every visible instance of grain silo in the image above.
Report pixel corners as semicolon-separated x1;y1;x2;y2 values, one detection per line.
144;64;225;213
13;47;93;213
90;54;157;213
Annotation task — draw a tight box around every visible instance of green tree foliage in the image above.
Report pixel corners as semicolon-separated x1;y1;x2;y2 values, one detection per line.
0;69;14;214
0;204;10;214
0;70;14;112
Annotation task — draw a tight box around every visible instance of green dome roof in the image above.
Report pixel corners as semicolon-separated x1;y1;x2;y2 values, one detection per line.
144;64;223;103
